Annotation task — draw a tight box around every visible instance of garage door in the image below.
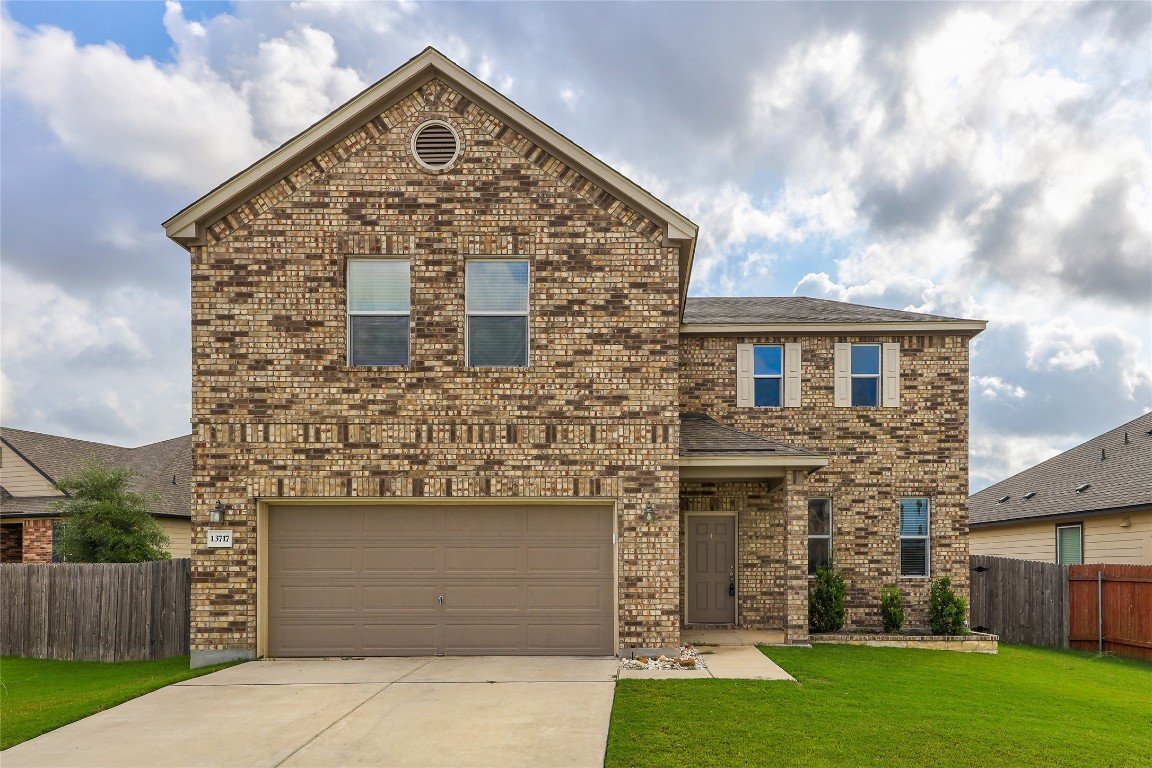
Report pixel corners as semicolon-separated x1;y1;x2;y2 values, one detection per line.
267;503;615;656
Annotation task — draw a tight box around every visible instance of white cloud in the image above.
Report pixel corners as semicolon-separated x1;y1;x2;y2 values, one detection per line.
973;376;1027;401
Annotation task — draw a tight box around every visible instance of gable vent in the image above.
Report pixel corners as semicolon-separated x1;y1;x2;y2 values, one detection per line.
412;121;460;170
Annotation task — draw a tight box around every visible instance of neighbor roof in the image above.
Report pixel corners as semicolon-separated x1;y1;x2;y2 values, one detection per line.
163;46;698;305
0;429;192;519
969;412;1152;526
682;297;986;333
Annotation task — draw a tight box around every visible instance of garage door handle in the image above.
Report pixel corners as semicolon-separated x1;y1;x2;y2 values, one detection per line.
438;595;444;605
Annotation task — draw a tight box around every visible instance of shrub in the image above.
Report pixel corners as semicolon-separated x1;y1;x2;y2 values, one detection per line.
928;576;968;635
809;562;846;632
880;585;905;632
53;460;170;563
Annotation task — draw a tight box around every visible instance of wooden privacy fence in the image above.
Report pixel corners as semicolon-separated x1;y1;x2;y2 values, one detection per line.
1068;564;1152;662
969;555;1069;647
0;559;190;661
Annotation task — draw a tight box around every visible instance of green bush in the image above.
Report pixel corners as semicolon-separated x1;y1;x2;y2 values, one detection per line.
809;562;846;632
880;585;904;632
928;576;968;635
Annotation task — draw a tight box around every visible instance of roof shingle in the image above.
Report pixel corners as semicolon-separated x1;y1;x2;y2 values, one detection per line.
679;412;818;457
683;296;975;325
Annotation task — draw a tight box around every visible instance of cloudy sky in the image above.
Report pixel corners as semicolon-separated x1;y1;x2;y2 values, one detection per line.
1;1;1149;491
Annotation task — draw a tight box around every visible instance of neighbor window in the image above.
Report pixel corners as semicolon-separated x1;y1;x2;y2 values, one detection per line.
347;259;410;366
1056;524;1083;565
467;260;529;366
754;346;783;407
899;497;930;577
808;498;832;575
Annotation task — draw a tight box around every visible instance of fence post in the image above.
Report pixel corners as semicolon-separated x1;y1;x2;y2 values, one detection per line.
1097;569;1103;655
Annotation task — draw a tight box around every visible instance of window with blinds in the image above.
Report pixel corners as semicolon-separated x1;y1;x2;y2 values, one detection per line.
467;260;529;366
808;498;832;575
1056;524;1083;565
347;259;410;366
899;497;930;577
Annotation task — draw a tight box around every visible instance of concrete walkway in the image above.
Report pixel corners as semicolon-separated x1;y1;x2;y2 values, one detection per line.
618;630;796;681
2;657;619;768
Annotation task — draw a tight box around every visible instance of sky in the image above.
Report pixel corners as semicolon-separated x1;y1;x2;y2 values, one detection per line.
1;0;1149;492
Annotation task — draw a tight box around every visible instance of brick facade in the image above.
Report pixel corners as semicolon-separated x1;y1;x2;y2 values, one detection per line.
680;333;973;628
189;78;681;657
2;519;55;563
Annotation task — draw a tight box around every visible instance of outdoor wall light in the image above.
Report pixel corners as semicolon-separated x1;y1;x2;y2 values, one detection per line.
643;504;655;522
209;501;226;524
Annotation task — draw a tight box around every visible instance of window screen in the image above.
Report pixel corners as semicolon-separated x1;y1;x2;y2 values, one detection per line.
467;260;528;366
851;344;881;406
754;346;783;407
348;259;410;366
808;498;832;575
1056;524;1083;565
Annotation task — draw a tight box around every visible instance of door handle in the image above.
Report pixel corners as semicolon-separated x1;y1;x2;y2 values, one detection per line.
438;595;444;605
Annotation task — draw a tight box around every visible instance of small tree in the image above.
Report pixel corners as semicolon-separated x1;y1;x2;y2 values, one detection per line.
809;562;846;632
53;460;170;563
880;585;905;632
927;576;968;635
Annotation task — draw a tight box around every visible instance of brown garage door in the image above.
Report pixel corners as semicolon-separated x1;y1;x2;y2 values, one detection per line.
267;503;614;656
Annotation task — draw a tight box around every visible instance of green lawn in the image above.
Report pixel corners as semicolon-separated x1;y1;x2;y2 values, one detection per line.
0;656;238;750
607;644;1152;768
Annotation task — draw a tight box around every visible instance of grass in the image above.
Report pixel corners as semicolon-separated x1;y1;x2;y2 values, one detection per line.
0;656;238;750
607;644;1152;768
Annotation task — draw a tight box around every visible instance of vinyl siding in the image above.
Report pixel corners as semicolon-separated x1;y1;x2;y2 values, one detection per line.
158;518;192;559
0;444;62;497
970;509;1152;565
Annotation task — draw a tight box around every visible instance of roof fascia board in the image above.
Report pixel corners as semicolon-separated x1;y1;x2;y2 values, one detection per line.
680;321;988;335
164;48;698;263
970;502;1152;528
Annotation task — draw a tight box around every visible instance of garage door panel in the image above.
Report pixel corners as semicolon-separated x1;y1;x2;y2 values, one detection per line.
446;546;519;572
268;503;614;656
526;546;607;573
363;584;440;610
272;546;360;573
363;546;440;572
273;585;357;611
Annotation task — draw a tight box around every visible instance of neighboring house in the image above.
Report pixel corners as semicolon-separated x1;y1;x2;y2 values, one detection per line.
163;47;985;667
970;412;1152;565
0;428;192;562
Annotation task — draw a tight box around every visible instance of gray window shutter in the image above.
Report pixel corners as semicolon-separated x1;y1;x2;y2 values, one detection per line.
784;343;802;407
882;342;901;407
833;343;851;407
736;344;754;407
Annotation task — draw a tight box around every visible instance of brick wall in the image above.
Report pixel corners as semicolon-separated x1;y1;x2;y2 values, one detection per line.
190;78;681;654
18;519;55;563
1;524;22;563
680;332;973;628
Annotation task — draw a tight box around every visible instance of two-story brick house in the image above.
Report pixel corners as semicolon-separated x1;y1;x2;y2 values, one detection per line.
165;48;984;667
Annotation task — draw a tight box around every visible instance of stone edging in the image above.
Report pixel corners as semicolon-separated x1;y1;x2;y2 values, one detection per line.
810;631;999;654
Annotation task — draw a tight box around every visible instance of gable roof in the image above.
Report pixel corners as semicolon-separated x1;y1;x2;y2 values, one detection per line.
682;297;986;334
163;46;698;304
969;412;1152;526
0;429;192;519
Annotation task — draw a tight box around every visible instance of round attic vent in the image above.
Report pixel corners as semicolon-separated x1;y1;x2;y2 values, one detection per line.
411;120;461;170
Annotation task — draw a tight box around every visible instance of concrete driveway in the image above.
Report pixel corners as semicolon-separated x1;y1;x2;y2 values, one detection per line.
3;656;619;768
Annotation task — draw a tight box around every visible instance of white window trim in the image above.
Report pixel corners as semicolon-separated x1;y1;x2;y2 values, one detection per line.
465;258;530;368
899;496;930;578
1056;523;1084;566
833;342;900;407
807;497;832;577
736;342;801;407
347;257;410;367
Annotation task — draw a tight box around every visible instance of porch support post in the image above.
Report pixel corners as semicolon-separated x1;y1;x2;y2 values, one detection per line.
783;469;810;644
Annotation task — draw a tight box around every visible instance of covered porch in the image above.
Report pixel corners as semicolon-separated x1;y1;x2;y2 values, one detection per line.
678;412;828;645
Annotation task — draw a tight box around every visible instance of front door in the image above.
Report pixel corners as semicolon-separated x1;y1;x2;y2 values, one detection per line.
685;514;736;624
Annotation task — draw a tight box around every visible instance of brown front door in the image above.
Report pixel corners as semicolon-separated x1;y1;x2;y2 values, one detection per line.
686;514;736;624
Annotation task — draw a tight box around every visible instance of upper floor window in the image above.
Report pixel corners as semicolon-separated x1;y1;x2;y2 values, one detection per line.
467;260;529;367
834;342;900;407
736;343;801;407
899;497;929;577
1056;524;1083;565
347;259;410;366
851;344;881;406
808;498;832;575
